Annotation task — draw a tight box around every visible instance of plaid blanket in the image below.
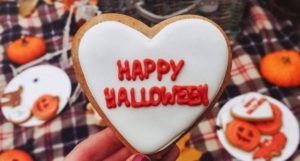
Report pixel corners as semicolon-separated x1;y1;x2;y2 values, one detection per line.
0;1;299;161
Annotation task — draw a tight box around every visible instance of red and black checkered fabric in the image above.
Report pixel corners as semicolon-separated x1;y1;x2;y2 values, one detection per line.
0;0;299;161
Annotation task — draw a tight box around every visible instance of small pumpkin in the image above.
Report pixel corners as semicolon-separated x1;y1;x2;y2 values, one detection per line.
260;50;300;87
6;35;46;64
226;119;261;151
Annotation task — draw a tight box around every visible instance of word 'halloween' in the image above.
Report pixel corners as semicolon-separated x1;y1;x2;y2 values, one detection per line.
103;58;210;108
104;85;209;108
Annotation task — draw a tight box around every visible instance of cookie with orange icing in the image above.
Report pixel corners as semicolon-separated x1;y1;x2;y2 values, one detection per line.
253;132;287;161
226;119;261;151
32;95;59;120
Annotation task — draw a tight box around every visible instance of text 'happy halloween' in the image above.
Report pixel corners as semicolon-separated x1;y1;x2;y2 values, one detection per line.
103;59;209;109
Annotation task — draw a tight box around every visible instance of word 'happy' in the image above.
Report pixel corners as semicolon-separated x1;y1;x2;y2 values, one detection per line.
103;59;210;109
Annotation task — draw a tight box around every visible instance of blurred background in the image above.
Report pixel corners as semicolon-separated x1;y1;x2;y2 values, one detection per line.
0;0;299;161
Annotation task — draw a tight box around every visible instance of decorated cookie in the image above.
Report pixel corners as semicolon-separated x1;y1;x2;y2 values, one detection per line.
226;119;261;151
7;107;31;124
0;149;33;161
253;132;287;161
231;93;274;122
255;103;282;135
32;95;59;120
1;65;72;127
72;14;231;154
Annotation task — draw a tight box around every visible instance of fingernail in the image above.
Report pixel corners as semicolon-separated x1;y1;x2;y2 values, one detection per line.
132;154;151;161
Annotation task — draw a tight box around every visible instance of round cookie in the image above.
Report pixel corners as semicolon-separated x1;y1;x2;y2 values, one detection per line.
226;119;261;151
32;95;59;120
0;149;33;161
72;13;231;154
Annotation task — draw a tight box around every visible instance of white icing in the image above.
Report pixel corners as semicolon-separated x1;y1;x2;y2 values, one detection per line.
78;18;229;154
8;107;31;123
231;93;273;120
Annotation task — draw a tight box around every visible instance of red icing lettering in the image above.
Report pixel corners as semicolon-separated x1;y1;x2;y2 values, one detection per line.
132;60;144;81
130;88;143;108
157;59;170;81
143;59;156;79
174;86;189;105
244;97;255;108
200;84;209;106
118;87;130;107
117;60;131;81
247;98;267;114
104;85;210;109
149;87;161;106
104;88;116;109
187;86;201;105
170;59;184;81
161;86;175;105
141;87;151;106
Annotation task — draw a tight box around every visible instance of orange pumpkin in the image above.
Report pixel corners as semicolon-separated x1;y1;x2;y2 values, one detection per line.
260;50;300;87
0;149;33;161
6;35;46;64
226;119;261;151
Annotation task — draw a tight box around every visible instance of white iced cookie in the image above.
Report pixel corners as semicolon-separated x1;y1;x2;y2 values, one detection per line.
8;107;31;124
231;92;274;121
72;14;231;154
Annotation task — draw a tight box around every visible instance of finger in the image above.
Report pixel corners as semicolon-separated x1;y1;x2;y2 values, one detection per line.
65;128;123;161
161;145;180;161
103;147;132;161
126;154;151;161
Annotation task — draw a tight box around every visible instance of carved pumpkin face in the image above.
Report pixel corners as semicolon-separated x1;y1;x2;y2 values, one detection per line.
226;119;261;151
32;95;59;120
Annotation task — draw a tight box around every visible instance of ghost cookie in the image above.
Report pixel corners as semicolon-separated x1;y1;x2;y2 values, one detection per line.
72;14;231;155
231;93;274;122
8;107;31;124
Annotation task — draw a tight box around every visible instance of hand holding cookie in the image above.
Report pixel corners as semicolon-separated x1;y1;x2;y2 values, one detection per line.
65;128;179;161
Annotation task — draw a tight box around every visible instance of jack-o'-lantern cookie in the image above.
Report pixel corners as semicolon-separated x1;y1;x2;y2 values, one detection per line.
0;149;33;161
32;95;59;120
226;119;261;151
72;14;231;154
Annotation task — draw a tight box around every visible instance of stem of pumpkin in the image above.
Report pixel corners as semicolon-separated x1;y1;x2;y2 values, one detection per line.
21;35;27;45
281;56;291;64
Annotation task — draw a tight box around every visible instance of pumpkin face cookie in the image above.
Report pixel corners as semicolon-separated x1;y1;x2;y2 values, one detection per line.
32;95;59;120
226;119;261;151
72;14;231;154
0;149;33;161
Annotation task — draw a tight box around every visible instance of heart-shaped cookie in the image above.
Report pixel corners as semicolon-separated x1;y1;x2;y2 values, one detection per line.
72;14;231;155
231;92;274;121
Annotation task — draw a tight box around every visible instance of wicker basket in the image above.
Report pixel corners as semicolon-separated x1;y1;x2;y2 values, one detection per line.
98;0;248;38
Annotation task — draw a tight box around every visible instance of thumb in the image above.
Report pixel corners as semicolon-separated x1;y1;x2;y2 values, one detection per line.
126;153;151;161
